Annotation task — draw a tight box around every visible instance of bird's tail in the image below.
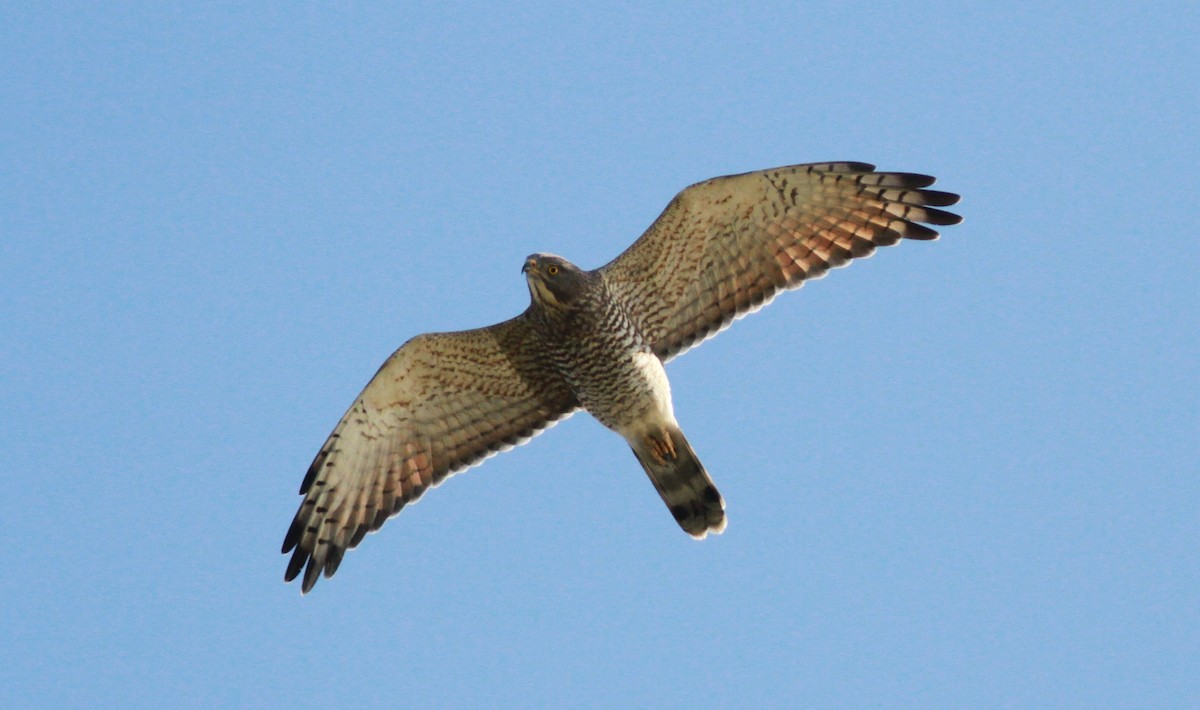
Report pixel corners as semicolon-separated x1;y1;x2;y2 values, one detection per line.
630;425;726;538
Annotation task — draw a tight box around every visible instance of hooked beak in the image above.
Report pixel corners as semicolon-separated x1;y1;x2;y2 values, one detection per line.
522;257;537;275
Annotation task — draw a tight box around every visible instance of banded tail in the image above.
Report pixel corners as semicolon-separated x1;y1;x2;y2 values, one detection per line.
631;425;726;538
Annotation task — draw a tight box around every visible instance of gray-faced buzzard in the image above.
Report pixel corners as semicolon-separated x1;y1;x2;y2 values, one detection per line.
283;161;962;592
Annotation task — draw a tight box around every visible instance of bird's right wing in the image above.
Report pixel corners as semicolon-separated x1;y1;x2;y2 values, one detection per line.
599;162;962;361
282;313;578;593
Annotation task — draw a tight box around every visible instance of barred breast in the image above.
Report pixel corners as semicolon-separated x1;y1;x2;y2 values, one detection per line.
541;281;674;434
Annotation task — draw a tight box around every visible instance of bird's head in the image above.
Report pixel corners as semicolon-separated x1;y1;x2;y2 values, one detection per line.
523;253;589;311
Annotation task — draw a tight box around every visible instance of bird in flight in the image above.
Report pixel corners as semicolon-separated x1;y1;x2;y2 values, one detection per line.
283;161;962;592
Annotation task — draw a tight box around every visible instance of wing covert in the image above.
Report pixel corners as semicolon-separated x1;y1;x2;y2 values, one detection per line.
599;162;962;360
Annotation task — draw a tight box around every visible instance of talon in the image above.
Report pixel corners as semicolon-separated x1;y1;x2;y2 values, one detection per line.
647;429;677;464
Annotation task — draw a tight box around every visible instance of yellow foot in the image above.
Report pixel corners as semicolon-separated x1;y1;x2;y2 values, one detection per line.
647;429;678;464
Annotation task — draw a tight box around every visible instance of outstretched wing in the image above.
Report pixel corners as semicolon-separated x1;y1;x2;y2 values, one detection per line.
599;162;962;361
282;313;578;593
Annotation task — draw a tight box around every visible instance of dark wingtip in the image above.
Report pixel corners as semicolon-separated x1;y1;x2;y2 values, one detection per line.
919;189;961;207
324;547;346;577
890;172;938;188
299;454;325;495
903;223;941;240
284;545;307;583
281;515;303;554
920;206;964;226
302;557;321;594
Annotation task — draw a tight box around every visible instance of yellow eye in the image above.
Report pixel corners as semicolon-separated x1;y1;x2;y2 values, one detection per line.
547;265;559;276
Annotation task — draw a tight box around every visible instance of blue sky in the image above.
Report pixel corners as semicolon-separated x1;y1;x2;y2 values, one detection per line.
3;2;1197;708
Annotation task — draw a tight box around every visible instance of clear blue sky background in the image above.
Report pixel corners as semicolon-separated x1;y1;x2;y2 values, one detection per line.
3;3;1196;708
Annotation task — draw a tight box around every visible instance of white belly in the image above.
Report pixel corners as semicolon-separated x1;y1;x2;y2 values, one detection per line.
608;351;677;439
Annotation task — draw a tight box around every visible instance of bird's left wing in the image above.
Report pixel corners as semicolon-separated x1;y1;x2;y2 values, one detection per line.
599;162;962;361
283;313;578;593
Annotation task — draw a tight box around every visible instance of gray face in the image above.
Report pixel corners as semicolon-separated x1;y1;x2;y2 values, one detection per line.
523;253;588;310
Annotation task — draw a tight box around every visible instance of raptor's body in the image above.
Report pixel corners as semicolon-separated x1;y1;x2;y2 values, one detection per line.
283;162;963;592
524;253;724;537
